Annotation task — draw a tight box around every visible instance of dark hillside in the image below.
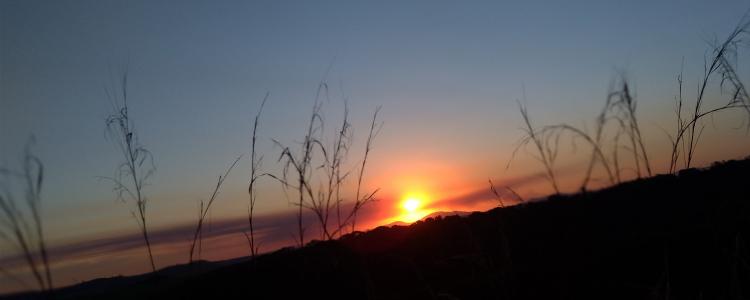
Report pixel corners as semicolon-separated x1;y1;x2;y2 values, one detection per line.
7;158;750;299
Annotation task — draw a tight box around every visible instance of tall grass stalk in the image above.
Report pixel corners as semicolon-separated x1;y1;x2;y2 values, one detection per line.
189;156;242;263
246;93;269;257
103;72;157;272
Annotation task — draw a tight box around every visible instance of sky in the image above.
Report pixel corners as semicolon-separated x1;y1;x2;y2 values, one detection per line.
3;0;750;294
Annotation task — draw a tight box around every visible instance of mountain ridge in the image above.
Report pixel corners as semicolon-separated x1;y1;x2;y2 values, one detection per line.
5;157;750;299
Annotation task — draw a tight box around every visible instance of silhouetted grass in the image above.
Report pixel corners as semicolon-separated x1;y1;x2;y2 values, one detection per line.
509;13;750;192
0;139;52;292
667;15;750;173
189;156;242;263
103;71;157;272
508;101;561;194
269;82;382;245
269;84;324;246
510;77;657;195
488;179;524;208
246;92;269;257
345;105;381;234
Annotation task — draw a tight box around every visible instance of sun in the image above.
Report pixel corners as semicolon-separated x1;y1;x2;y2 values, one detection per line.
403;198;421;212
396;193;431;223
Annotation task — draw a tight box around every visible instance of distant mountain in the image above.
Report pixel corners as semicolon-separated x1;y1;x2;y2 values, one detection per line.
420;210;473;220
384;220;409;227
5;157;750;300
383;210;474;227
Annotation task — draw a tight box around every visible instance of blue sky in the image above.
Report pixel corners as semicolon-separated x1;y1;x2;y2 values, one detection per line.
2;0;750;293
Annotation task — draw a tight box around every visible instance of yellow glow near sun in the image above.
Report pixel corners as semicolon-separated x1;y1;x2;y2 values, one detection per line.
398;192;431;223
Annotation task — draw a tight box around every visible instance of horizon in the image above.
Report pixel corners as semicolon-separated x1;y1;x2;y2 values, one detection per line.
3;0;750;294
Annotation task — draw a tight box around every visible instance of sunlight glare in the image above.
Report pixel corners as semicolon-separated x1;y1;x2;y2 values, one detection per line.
397;192;431;223
403;198;420;212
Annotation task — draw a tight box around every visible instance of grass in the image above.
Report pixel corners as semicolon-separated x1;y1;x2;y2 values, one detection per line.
269;81;382;245
188;155;242;264
509;14;750;194
246;92;269;257
0;139;53;292
103;71;158;272
667;14;750;173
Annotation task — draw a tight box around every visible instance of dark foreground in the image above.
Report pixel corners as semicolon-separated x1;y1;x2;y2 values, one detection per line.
6;158;750;299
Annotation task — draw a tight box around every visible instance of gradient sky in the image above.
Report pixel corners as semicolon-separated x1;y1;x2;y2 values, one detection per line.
3;0;750;293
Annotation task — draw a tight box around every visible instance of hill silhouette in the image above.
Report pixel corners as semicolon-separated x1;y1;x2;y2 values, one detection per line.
5;158;750;299
384;211;473;227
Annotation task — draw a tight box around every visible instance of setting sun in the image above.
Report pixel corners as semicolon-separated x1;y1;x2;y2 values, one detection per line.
403;198;421;212
396;193;432;223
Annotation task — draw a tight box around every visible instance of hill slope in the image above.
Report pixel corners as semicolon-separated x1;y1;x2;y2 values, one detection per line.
6;158;750;299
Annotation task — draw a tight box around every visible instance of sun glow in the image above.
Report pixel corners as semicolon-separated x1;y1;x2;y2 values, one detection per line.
403;198;421;212
397;192;431;223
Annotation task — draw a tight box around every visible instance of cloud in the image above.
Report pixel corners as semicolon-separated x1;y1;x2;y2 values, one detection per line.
429;168;565;210
0;202;379;270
